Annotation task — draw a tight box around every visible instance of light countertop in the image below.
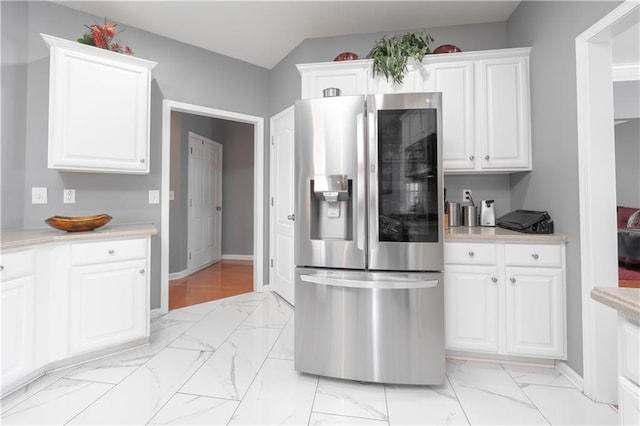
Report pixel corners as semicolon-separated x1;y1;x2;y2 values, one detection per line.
1;223;158;250
591;287;640;322
445;226;567;244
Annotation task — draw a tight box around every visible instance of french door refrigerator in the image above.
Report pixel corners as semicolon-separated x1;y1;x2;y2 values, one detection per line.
294;92;445;385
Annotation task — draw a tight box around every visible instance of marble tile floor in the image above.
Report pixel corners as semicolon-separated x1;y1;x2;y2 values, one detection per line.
1;291;617;425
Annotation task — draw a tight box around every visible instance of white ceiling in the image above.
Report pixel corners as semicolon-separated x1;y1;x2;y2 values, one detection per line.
53;0;521;69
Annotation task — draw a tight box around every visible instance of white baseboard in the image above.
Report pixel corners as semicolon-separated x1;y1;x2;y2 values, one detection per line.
168;270;190;280
555;360;584;391
222;254;254;261
150;308;164;318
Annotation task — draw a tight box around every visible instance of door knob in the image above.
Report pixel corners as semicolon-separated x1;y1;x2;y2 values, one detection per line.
216;206;222;211
287;214;295;221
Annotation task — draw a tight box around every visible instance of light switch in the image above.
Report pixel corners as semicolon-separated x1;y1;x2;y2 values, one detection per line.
63;189;76;204
148;190;160;204
32;187;48;204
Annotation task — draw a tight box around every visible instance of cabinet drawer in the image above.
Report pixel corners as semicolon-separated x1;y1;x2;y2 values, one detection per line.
0;249;35;281
504;244;562;267
620;315;640;386
71;238;147;266
445;243;497;265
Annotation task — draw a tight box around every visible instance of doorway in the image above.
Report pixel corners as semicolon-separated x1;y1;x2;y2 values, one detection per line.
161;100;265;314
576;1;639;403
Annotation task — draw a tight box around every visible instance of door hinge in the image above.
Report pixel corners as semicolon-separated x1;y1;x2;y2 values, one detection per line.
189;252;192;260
189;199;192;207
270;258;274;268
271;197;274;206
190;147;193;154
271;136;275;146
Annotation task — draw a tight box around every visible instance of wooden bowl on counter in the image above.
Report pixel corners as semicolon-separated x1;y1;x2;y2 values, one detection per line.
45;214;112;232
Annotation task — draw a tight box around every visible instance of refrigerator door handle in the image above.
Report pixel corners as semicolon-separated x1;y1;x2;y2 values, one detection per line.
356;112;366;252
300;274;438;290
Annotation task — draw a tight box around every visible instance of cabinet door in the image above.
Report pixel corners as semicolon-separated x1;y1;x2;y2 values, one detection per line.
476;55;531;171
299;63;367;99
69;259;148;354
367;62;426;94
425;61;476;171
47;43;152;173
619;377;640;426
1;275;35;385
505;267;564;358
445;265;499;353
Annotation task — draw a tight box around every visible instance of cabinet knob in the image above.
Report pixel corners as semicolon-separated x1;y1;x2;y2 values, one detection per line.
491;277;497;283
108;249;115;255
140;158;145;163
0;265;4;272
510;277;516;284
139;269;145;274
532;253;539;259
468;251;475;257
287;214;295;221
469;155;475;161
485;155;490;160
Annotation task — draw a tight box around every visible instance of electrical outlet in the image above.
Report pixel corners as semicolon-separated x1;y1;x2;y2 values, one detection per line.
63;189;76;204
148;190;160;204
463;189;473;202
32;187;48;204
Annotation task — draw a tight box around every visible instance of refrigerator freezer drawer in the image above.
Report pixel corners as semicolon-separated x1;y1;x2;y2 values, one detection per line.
294;267;445;385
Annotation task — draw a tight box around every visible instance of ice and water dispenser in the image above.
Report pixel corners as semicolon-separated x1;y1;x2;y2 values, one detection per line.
310;174;353;240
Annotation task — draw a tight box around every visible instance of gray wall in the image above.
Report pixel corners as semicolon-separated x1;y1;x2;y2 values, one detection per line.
506;0;621;376
2;1;269;309
169;112;254;274
615;119;640;208
1;0;28;230
614;81;640;119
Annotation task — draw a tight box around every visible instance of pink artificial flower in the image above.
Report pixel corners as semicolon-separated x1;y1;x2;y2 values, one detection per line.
103;23;116;38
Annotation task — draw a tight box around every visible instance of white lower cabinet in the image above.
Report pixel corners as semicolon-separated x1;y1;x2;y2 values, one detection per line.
1;249;36;386
445;265;499;353
445;241;566;360
505;267;564;357
69;259;148;355
618;315;640;425
0;233;152;396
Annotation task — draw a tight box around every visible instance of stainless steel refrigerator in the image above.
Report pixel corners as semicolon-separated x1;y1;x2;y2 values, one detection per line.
294;92;445;385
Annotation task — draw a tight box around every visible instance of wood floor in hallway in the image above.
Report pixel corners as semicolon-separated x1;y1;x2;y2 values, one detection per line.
169;260;253;310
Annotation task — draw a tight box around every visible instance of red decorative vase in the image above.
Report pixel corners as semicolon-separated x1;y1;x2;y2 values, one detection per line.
433;44;462;54
334;52;359;61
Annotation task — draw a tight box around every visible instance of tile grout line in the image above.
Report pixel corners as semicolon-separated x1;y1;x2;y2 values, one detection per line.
498;363;552;425
306;376;321;426
445;372;472;425
382;382;391;426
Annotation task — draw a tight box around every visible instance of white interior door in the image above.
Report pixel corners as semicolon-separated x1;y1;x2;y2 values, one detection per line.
269;106;295;305
188;132;223;271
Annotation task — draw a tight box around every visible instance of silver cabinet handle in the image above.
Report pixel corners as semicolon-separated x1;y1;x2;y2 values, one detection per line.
468;251;475;257
287;214;295;221
140;158;145;163
491;277;497;283
216;206;222;211
510;277;516;284
0;265;4;272
469;155;475;161
139;269;145;274
485;155;490;160
532;253;539;259
300;274;438;290
108;249;115;255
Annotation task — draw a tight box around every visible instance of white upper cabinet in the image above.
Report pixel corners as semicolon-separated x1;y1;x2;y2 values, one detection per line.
42;34;157;174
476;54;531;172
424;61;476;170
297;47;532;174
298;61;368;99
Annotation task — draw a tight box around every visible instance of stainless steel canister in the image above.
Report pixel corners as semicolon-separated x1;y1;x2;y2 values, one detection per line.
323;87;342;97
462;205;479;227
448;202;461;227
